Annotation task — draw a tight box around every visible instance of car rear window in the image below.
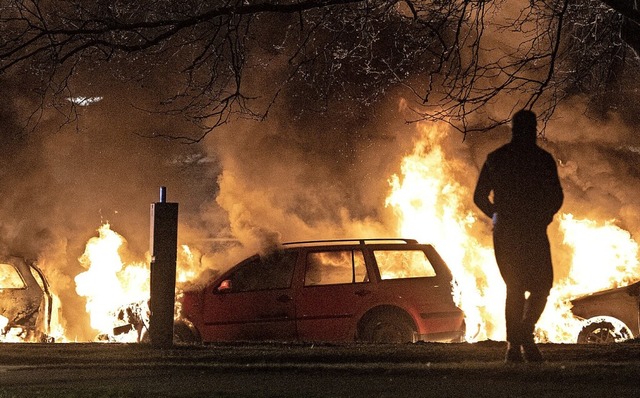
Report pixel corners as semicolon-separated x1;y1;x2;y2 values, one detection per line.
304;250;367;286
373;250;437;280
0;263;26;289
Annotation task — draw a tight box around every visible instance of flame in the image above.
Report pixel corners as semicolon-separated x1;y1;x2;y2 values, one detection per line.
536;214;640;342
558;214;639;294
177;244;200;283
74;223;150;342
73;224;204;342
44;121;640;344
385;123;505;341
386;122;640;343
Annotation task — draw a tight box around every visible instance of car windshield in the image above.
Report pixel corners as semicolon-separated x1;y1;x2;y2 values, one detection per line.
0;263;26;289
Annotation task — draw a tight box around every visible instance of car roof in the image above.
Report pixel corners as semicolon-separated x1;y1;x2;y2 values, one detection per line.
281;238;420;248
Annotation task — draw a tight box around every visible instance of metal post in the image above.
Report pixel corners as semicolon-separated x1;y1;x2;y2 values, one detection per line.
149;186;178;348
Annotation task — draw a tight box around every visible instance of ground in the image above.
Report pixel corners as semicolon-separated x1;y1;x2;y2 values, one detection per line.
0;341;639;397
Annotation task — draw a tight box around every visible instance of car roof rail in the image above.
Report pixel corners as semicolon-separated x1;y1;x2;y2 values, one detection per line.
282;238;419;246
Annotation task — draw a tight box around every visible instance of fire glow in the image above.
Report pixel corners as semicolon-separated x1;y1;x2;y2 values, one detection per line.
386;123;640;343
3;124;638;344
72;224;205;342
74;224;150;342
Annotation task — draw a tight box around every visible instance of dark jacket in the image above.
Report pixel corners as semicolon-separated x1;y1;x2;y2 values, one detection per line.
474;142;563;226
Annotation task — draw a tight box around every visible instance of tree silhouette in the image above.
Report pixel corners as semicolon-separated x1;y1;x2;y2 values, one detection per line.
1;0;638;141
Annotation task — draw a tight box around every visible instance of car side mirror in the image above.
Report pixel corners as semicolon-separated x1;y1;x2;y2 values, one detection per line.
217;279;232;293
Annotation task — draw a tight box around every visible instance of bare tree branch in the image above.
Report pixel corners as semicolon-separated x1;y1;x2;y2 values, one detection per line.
0;0;638;140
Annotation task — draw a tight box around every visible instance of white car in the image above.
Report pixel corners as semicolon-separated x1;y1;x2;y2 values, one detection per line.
571;281;640;343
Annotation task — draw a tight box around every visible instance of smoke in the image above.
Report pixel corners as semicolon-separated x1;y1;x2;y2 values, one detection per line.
0;70;216;340
464;95;640;284
548;97;640;253
201;74;640;297
0;3;638;342
203;95;412;253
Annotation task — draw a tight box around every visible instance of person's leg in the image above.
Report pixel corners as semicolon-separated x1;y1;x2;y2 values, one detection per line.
520;230;554;362
521;288;550;343
519;290;548;362
493;225;526;362
504;284;526;362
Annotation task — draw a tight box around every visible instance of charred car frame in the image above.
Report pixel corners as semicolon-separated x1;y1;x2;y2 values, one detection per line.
570;280;640;343
0;257;54;342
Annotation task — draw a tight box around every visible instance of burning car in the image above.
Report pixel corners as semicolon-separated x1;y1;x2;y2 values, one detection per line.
0;257;54;342
176;239;466;343
570;280;640;343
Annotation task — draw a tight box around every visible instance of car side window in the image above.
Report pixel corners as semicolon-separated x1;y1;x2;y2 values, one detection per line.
227;251;297;292
0;263;26;289
304;250;367;286
373;250;437;280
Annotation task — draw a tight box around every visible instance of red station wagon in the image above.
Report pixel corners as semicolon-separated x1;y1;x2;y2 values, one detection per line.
177;239;466;343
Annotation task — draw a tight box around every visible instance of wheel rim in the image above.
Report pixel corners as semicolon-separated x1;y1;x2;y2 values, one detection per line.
586;326;618;344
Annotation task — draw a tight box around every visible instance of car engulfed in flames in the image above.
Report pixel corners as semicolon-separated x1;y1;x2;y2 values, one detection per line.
0;257;55;342
570;280;640;344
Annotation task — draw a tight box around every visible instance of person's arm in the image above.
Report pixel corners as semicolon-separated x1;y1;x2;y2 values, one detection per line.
544;154;564;219
474;159;495;219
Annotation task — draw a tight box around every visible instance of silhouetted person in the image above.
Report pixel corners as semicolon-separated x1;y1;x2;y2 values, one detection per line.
474;110;563;363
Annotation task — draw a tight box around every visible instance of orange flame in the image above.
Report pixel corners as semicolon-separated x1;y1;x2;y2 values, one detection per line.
386;122;640;343
386;123;505;341
536;214;640;342
73;224;204;341
74;224;150;342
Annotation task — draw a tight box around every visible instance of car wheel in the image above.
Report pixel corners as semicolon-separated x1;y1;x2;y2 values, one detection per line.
359;311;416;343
173;321;201;344
577;318;633;344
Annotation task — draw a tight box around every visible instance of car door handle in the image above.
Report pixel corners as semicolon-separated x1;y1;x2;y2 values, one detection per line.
277;294;293;303
355;289;371;297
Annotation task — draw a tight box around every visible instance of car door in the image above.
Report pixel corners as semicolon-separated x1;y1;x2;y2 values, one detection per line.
295;248;373;341
0;260;44;332
200;250;298;341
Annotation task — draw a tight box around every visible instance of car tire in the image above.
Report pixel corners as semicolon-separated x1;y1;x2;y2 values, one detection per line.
359;311;416;343
173;320;201;344
577;319;633;344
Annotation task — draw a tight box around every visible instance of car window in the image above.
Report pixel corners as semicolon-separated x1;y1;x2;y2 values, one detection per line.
373;250;437;280
0;263;26;289
304;250;367;286
227;251;297;292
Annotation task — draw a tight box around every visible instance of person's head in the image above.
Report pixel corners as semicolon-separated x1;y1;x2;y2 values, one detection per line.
511;109;537;146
